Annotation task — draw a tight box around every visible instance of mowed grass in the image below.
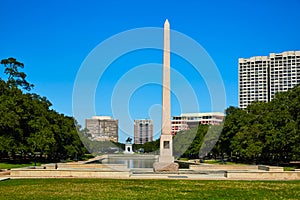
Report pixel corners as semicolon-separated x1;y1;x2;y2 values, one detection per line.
0;162;41;169
0;179;299;199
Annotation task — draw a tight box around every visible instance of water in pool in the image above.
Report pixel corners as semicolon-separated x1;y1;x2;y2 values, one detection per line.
100;157;157;168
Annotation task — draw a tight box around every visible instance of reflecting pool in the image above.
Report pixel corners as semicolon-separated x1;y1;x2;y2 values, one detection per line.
100;156;157;169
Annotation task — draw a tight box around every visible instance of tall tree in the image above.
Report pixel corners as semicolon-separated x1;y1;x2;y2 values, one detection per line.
0;58;86;161
214;85;300;164
1;57;34;91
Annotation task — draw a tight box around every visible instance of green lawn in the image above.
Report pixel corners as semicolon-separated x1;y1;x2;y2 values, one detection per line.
0;179;299;199
0;162;41;169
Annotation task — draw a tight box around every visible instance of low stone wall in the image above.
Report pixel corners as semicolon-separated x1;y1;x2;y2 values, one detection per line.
258;165;284;171
43;163;127;171
107;154;158;159
190;164;258;171
11;159;130;178
0;170;10;176
10;168;130;178
225;171;300;180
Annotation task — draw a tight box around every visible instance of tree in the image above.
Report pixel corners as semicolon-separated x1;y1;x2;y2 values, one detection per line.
215;106;247;157
0;58;86;162
1;58;34;91
214;85;300;164
133;139;160;153
173;124;209;159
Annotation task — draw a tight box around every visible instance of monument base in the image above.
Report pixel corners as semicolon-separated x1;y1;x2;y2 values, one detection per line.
158;135;174;162
153;162;179;172
124;143;134;154
153;134;178;172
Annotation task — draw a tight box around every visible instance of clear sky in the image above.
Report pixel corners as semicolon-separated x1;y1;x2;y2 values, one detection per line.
1;0;300;142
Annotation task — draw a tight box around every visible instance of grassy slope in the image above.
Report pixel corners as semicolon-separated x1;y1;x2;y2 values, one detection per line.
0;179;299;199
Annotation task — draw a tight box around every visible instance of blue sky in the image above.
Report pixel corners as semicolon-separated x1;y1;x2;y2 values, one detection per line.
1;0;300;142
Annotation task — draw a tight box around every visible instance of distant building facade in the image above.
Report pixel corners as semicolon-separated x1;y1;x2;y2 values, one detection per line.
134;119;153;144
269;51;300;100
171;112;225;135
239;50;300;109
85;116;118;142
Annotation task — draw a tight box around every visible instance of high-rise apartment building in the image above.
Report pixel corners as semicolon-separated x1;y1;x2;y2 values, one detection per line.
269;52;300;100
85;116;118;142
134;119;153;144
239;50;300;109
239;56;269;109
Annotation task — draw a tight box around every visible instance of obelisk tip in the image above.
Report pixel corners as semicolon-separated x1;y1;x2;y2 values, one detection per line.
164;19;169;26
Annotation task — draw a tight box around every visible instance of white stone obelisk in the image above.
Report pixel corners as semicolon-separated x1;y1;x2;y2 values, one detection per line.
162;19;171;140
153;19;179;172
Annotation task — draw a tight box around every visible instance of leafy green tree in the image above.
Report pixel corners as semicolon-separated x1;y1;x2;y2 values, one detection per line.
214;85;300;164
199;124;223;158
173;124;209;159
0;58;86;162
173;127;198;158
1;58;34;91
215;106;247;157
133;139;160;153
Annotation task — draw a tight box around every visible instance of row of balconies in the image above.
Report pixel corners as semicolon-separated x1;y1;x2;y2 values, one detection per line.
239;67;268;70
240;87;268;90
239;85;267;88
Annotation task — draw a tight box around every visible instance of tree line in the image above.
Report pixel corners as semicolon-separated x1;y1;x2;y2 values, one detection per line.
216;85;300;164
0;58;86;162
79;80;299;165
174;85;300;164
1;57;299;165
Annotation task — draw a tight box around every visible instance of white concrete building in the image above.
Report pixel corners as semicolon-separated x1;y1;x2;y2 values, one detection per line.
171;112;225;135
239;56;269;109
269;51;300;100
239;50;300;109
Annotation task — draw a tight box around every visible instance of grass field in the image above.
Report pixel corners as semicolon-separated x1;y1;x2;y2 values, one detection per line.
0;162;42;169
0;179;299;199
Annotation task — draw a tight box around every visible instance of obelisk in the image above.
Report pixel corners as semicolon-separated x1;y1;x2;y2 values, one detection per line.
153;19;179;172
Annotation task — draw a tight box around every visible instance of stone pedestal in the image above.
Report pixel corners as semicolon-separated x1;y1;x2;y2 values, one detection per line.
153;162;179;172
153;132;179;172
158;135;174;163
124;143;134;154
